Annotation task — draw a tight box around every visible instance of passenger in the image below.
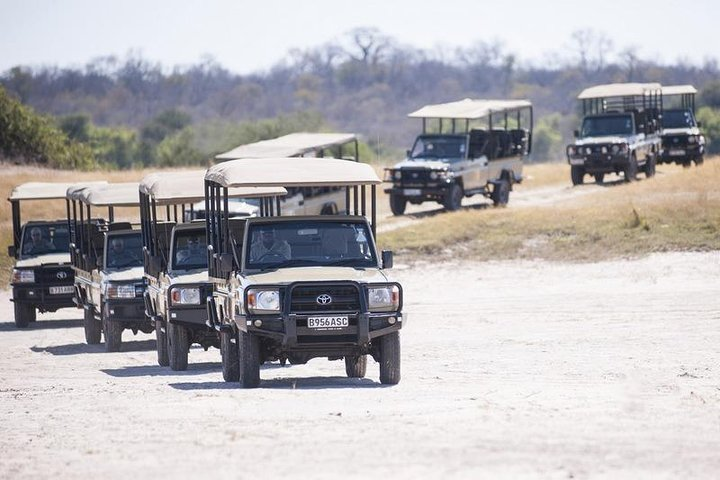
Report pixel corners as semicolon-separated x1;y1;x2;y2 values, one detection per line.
25;227;53;255
108;238;139;267
250;230;290;261
177;237;205;265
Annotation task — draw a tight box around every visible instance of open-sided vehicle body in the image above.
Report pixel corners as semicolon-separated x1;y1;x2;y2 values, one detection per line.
67;182;148;350
659;85;705;167
567;83;662;185
205;157;404;388
198;133;361;219
8;182;105;328
139;170;286;370
384;99;533;214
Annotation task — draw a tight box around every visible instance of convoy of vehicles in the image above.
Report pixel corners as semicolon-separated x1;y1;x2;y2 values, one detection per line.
659;85;705;167
384;98;533;214
204;157;404;387
66;182;148;351
8;182;104;328
139;170;286;370
567;83;663;185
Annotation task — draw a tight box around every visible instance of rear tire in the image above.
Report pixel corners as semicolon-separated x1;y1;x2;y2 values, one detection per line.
695;155;704;166
379;332;401;385
389;195;407;216
491;179;510;206
155;320;169;366
570;166;584;186
167;321;189;371
238;330;260;388
83;306;101;344
103;314;122;353
220;329;239;382
443;184;463;211
14;303;35;329
644;154;656;178
345;355;367;378
624;154;638;182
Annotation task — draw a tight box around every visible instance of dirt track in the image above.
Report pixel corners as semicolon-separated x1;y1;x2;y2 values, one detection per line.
1;251;719;479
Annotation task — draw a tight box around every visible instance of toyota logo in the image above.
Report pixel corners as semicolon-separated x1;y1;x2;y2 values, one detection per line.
316;294;332;305
56;271;68;279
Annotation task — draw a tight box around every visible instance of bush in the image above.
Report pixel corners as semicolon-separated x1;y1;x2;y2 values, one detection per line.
696;107;720;154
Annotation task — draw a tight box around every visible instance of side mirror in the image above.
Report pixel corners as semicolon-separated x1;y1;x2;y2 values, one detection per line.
573;130;579;138
381;250;394;269
697;121;703;128
7;245;16;257
405;149;412;158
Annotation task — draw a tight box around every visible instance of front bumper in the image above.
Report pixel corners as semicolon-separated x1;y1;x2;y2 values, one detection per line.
168;305;210;330
104;297;146;323
11;283;75;311
659;144;704;163
385;183;453;201
568;153;630;174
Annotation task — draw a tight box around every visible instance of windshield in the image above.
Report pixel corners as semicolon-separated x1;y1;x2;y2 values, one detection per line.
245;220;377;270
662;109;696;129
172;229;207;270
105;232;143;269
20;222;69;259
581;115;634;137
409;135;466;161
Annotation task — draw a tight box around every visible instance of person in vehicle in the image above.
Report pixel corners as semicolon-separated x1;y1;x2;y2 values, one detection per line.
107;238;139;268
250;230;291;261
176;236;205;266
24;227;53;255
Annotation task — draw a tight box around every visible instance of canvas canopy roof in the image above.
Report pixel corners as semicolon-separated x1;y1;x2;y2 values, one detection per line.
408;98;532;120
140;170;286;205
215;132;357;161
10;181;107;201
77;183;140;207
661;85;697;96
577;83;662;100
205;157;381;188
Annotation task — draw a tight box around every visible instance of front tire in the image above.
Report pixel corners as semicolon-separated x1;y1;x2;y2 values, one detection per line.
624;154;638;182
644;154;656;178
594;173;605;184
155;320;169;366
389;194;407;216
238;330;261;388
491;179;510;206
83;306;101;344
695;155;704;166
571;165;584;186
14;303;35;329
443;184;463;211
345;355;367;378
103;314;123;352
379;332;401;385
220;329;239;382
167;321;189;371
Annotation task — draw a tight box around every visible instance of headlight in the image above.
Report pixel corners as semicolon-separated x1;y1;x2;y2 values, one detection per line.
429;171;438;180
585;147;592;155
600;146;608;154
247;288;280;313
12;269;35;283
620;143;629;153
567;146;576;156
611;145;620;154
107;284;136;299
394;171;402;180
688;135;697;144
170;287;201;305
368;285;400;312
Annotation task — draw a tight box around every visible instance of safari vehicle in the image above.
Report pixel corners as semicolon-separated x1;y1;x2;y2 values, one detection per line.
190;132;362;220
139;170;286;370
66;182;149;351
204;157;404;388
8;182;104;328
567;83;662;185
384;98;533;215
659;85;705;167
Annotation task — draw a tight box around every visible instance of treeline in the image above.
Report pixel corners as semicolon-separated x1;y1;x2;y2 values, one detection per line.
2;28;720;168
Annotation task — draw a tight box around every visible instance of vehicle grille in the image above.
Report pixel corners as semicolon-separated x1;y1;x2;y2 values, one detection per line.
36;266;74;284
662;135;688;148
396;169;431;187
290;284;360;313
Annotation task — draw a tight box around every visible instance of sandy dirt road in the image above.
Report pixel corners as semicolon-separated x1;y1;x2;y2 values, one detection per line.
1;251;719;479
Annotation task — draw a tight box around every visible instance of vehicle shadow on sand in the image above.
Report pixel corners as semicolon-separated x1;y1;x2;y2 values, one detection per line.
400;201;491;221
101;361;222;378
30;339;157;356
0;318;81;332
169;375;384;391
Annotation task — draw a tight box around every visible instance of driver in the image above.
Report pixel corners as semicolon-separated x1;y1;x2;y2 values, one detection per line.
177;236;204;264
25;227;53;255
250;229;290;261
108;237;138;267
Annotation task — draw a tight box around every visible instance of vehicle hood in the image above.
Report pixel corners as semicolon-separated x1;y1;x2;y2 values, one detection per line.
392;159;453;170
102;266;145;282
15;253;71;268
242;266;390;285
662;127;701;136
574;135;633;145
168;270;209;285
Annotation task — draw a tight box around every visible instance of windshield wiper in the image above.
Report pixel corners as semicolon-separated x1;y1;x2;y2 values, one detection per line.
326;258;373;268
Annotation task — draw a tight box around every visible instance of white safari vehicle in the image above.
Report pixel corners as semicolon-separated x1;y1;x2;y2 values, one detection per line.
8;182;104;328
139;170;285;370
567;83;662;185
659;85;705;167
204;157;404;388
384;99;533;214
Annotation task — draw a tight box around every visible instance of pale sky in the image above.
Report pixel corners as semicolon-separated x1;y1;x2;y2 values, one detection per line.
1;0;718;74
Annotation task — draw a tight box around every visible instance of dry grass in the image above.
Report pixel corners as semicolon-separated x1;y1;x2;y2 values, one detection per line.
379;158;720;262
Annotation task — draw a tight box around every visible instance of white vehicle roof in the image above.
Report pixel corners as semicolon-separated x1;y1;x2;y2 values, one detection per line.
206;157;381;188
139;170;286;205
76;182;141;207
408;98;532;120
577;83;662;100
661;85;697;96
9;181;107;201
215;132;357;161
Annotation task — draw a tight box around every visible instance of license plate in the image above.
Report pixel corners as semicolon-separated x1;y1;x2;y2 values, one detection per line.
49;286;74;295
403;188;422;196
307;316;349;329
669;149;685;156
